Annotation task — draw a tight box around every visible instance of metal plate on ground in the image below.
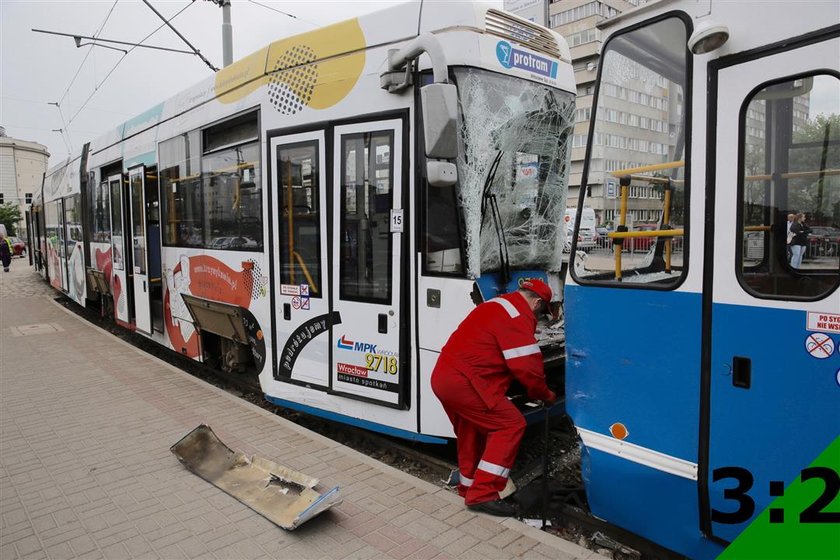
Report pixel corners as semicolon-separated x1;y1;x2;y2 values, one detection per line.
10;323;65;336
170;424;341;530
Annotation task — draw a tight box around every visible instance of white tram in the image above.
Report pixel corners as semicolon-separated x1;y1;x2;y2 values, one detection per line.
33;2;576;443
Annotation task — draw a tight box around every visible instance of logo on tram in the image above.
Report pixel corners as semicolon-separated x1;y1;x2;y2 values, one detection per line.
336;334;377;354
495;40;558;79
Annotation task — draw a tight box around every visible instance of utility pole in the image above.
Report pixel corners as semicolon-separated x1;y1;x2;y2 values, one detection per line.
205;0;233;67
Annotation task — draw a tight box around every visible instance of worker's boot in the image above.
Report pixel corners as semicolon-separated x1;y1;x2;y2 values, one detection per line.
467;498;516;517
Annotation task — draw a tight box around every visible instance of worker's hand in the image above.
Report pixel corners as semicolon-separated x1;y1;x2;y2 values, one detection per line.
543;390;557;405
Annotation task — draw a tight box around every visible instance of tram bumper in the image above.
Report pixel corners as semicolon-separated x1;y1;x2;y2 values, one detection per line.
170;425;341;530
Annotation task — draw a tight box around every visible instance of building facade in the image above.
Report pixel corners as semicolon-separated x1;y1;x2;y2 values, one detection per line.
0;127;50;238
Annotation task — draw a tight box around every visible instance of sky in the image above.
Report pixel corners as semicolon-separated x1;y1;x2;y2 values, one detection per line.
0;0;408;165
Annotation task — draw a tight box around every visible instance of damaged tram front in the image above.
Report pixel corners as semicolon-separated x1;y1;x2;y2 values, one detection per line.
389;20;577;439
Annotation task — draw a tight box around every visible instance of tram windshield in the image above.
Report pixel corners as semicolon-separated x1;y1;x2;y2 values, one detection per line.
453;68;575;278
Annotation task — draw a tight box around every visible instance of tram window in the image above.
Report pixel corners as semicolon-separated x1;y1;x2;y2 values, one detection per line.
110;178;124;270
339;131;393;303
424;183;463;274
737;73;840;299
201;112;262;251
572;16;690;287
160;131;201;247
201;141;262;251
65;195;82;245
45;201;63;259
159;113;262;250
92;181;111;244
277;141;321;296
130;172;146;274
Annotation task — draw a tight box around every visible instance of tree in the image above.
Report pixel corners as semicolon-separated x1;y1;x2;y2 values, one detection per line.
0;204;21;237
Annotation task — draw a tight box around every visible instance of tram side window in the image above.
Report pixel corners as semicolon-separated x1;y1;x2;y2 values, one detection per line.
339;131;393;303
572;16;689;287
45;201;63;258
160;112;262;250
110;177;124;270
278;141;321;296
65;194;82;248
738;73;840;299
201;112;262;251
160;131;201;247
92;181;111;244
424;184;463;274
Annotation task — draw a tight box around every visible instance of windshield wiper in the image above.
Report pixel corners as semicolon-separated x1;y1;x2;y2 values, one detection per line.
479;150;511;283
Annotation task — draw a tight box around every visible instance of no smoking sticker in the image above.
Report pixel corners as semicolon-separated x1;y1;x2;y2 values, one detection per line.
804;333;834;359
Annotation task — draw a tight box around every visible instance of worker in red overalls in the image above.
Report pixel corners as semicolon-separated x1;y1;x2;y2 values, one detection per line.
431;279;556;516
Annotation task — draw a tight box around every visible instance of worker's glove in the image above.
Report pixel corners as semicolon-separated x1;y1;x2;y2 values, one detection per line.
539;391;557;406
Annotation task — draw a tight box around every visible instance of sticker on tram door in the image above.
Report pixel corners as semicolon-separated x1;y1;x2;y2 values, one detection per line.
715;436;840;560
804;333;835;359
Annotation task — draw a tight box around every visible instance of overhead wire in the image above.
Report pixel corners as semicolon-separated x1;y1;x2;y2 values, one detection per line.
57;0;120;107
245;0;318;28
65;0;196;128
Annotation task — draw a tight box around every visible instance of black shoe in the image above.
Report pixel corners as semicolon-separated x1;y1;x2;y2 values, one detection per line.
467;498;517;517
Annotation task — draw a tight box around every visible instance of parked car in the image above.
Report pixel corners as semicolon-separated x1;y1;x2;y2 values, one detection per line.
565;227;599;252
595;226;613;249
621;223;657;252
808;226;840;257
8;236;26;257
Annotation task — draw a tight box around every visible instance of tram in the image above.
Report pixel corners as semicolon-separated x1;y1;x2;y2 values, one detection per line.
32;2;575;443
565;0;839;557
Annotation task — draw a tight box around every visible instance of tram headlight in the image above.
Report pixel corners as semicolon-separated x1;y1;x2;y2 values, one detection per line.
688;20;730;55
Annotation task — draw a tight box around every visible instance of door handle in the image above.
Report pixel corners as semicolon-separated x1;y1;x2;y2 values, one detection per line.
283;303;291;321
732;356;751;389
378;313;387;334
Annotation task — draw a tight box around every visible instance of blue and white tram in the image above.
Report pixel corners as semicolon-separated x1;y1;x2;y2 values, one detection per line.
566;0;839;557
39;3;576;443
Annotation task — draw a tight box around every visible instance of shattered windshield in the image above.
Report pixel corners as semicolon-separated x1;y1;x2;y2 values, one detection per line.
454;68;574;278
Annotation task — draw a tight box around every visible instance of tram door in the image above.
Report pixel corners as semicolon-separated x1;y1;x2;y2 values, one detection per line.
331;120;406;407
706;34;840;543
108;174;131;324
128;166;151;334
271;130;331;388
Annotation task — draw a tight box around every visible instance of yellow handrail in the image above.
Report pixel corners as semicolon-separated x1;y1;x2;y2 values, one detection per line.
744;225;771;232
292;251;318;295
611;160;685;177
746;168;840;181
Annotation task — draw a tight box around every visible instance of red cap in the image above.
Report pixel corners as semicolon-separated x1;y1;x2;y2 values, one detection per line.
520;279;552;303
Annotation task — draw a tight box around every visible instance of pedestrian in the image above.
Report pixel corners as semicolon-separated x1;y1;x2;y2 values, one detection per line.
786;212;796;262
0;230;12;272
789;212;811;269
431;279;556;516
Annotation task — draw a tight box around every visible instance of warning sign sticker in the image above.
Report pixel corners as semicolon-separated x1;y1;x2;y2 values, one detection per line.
805;333;835;360
807;312;840;334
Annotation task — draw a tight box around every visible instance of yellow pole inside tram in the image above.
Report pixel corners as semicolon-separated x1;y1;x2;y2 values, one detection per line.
663;181;672;273
286;160;295;284
616;178;629;281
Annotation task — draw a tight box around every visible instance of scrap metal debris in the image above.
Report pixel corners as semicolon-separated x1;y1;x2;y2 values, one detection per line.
170;424;341;530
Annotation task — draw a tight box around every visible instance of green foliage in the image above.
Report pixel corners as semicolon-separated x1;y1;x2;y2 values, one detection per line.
0;204;21;237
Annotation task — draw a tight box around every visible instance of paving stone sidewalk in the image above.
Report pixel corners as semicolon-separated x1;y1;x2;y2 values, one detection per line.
0;262;601;560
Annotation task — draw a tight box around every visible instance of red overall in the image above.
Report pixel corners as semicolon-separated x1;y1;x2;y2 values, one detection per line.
431;291;554;505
